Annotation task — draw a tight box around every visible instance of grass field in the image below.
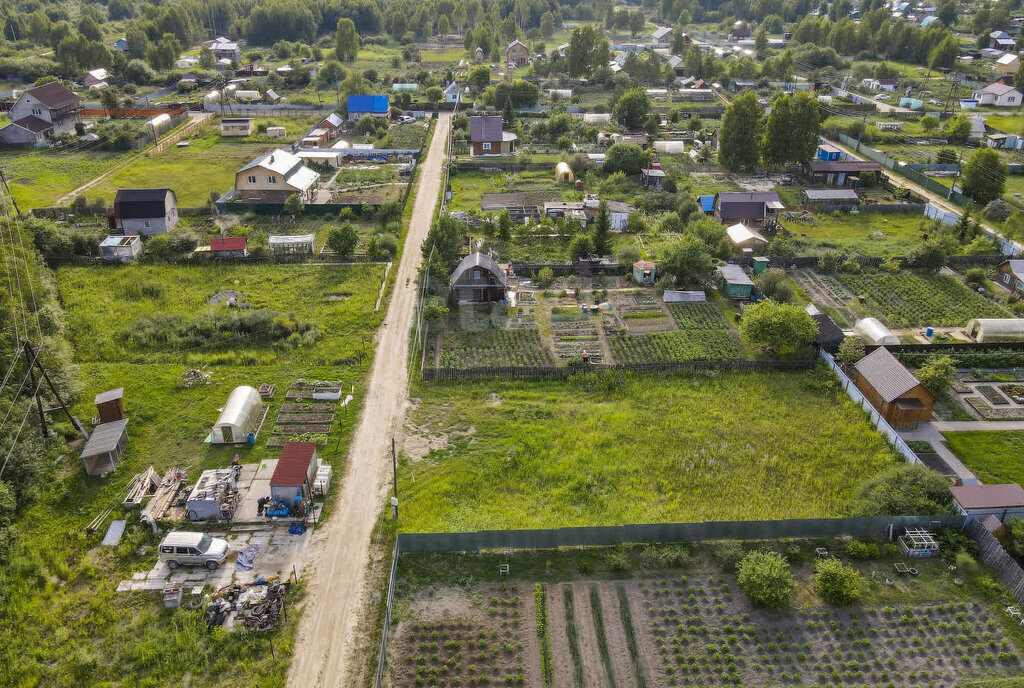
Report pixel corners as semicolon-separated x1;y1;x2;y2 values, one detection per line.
399;368;900;532
943;431;1024;486
83;117;321;207
787;211;930;256
0;147;131;208
0;261;390;687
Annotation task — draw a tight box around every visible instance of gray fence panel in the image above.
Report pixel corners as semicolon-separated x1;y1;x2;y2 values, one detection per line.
966;518;1024;605
396;516;966;553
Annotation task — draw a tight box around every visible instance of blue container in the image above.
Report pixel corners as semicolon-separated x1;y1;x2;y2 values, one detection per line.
926;327;934;337
247;432;256;445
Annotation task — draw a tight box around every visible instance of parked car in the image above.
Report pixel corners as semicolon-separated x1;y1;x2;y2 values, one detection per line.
158;531;229;570
875;94;891;101
400;115;415;124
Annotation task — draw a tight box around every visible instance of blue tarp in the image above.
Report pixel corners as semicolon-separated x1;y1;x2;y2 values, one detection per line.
235;544;260;571
699;195;715;212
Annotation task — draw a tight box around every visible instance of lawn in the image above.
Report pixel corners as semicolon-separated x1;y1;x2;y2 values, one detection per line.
84;117;322;207
837;270;1010;327
398;368;900;532
0;147;131;208
943;432;1024;486
787;211;930;256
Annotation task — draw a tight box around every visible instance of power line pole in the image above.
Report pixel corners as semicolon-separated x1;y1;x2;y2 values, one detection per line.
390;437;399;519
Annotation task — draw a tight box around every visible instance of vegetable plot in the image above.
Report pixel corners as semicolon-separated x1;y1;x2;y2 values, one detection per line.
668;303;732;330
609;330;742;363
837;271;1008;327
436;329;555;368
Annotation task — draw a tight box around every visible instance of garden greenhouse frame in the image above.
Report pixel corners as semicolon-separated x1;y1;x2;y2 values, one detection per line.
967;318;1024;343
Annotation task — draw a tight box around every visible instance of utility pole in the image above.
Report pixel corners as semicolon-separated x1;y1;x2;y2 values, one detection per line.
22;340;86;438
390;437;399;519
949;149;965;200
0;169;20;216
27;350;46;438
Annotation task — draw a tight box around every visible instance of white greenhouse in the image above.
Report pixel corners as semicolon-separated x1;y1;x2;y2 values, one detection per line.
582;113;611;124
269;234;316;255
548;89;572;99
853;318;900;346
654;140;685;154
211;386;265;444
967;318;1024;343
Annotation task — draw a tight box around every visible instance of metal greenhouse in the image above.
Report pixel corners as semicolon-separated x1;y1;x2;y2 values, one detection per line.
967;318;1024;343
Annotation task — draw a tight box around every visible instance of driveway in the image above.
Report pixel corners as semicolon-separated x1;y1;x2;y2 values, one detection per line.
286;113;451;688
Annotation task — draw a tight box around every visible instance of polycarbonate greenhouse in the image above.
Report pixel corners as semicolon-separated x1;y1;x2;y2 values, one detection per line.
853;318;900;345
967;318;1024;343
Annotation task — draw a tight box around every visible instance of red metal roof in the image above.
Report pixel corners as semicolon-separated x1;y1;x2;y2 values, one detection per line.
270;441;317;486
210;237;246;251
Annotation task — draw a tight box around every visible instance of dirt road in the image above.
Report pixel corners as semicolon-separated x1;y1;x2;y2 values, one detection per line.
287;113;450;687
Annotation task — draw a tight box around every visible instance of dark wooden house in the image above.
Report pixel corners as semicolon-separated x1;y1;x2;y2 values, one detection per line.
451;253;508;303
853;347;935;429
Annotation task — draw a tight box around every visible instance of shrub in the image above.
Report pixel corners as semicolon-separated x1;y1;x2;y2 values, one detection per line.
814;558;863;604
983;199;1012;223
737;550;795;608
712;541;745;573
605;548;630;572
964;268;986;288
846;464;953;517
817;250;842;273
537;267;555;287
327;223;358;256
846;540;880;559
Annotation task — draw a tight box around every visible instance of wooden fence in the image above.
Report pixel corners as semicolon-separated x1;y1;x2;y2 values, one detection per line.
422;357;817;381
966;517;1024;606
148;112;214;156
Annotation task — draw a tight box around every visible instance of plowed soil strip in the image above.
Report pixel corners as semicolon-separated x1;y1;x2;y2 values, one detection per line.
573;582;610;688
548;585;574;688
597;584;636;688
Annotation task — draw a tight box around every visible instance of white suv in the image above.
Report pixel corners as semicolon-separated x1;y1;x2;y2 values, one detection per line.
158;531;229;570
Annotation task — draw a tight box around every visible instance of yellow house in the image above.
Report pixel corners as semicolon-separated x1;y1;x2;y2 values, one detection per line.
234;149;320;203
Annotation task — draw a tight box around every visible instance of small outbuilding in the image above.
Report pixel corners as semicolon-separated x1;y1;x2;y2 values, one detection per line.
555;161;574;183
810;312;844;353
99;235;143;262
81;419;129;476
94;388;125;423
269;441;320;504
640;167;666;190
210;237;247;258
967;318;1024;343
853;317;899;345
211;386;265;444
950;483;1024;521
221;118;255;136
717;264;754;299
853;347;935;429
632;260;656;285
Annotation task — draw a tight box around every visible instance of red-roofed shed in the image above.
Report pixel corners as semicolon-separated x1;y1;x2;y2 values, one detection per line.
211;237;247;253
270;441;319;502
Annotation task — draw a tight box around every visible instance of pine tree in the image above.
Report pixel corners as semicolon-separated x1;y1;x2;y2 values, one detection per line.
502;97;516;127
592;201;611;256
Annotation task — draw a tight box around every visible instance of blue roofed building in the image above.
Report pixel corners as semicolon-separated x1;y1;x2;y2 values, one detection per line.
347;95;391;121
698;195;715;214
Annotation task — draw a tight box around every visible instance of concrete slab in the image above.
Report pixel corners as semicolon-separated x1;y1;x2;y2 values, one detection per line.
131;572;147;581
116;580;132;592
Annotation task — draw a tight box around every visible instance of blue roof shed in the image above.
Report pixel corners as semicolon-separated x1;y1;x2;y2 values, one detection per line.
347;95;390;116
699;195;715;213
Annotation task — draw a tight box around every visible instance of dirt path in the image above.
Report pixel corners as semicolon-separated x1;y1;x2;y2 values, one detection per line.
572;582;612;688
286;113;451;688
597;583;638;688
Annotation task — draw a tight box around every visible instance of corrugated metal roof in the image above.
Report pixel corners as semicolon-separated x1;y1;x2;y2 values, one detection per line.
26;81;81;109
950;483;1024;510
94;388;123;405
114;188;174;220
853;347;922;403
271;441;317;487
81;419;128;458
347;94;389;113
717;264;754;286
211;237;246;251
451;253;508;287
804;188;859;201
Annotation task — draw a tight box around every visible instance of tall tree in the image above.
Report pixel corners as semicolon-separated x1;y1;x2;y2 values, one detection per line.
566;24;608;77
718;91;764;172
761;92;819;166
335;18;359;61
961;148;1007;206
592;201;612;256
613;87;650;129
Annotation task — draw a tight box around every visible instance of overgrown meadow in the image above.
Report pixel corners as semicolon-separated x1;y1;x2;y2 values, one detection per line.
399;368;901;533
0;262;387;687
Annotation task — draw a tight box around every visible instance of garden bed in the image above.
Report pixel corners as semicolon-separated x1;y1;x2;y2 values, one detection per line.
836;271;1009;328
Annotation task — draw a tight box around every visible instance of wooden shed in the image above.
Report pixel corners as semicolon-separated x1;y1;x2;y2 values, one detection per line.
950;483;1024;521
716;264;754;299
450;253;508;303
94;388;125;423
632;261;656;285
81;419;129;476
853;347;935;429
